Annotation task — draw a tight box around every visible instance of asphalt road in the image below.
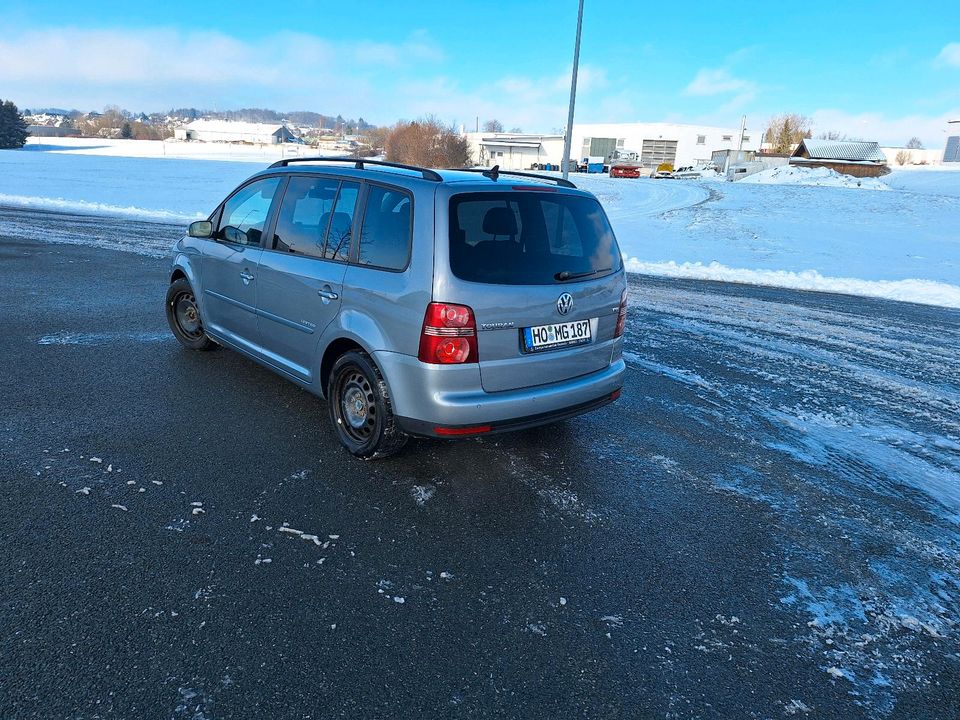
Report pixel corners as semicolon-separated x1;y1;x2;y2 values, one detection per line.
2;209;960;719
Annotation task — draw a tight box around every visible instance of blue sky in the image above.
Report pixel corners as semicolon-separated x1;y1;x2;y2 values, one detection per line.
1;0;958;145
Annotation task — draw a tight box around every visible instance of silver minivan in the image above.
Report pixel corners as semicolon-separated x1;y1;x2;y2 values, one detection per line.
166;159;627;458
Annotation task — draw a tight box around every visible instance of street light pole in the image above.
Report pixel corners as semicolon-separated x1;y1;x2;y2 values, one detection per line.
561;0;585;181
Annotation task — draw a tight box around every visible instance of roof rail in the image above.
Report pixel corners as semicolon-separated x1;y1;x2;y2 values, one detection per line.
268;156;442;182
452;166;577;189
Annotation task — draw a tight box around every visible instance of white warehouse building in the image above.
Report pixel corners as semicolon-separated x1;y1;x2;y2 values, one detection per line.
461;132;566;171
464;122;760;171
174;119;297;144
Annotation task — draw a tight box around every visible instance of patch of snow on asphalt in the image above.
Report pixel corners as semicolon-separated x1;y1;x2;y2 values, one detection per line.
622;352;725;395
38;331;170;345
410;484;436;506
766;407;960;521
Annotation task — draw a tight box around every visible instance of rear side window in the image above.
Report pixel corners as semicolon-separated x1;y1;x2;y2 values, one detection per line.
218;177;281;247
272;176;361;261
324;182;360;262
357;185;412;271
273;176;339;258
449;192;622;285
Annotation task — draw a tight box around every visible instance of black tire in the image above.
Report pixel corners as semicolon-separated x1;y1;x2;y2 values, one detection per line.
165;278;217;351
328;350;408;459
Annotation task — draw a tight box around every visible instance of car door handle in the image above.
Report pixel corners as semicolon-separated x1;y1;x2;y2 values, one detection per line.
240;270;255;284
318;289;339;300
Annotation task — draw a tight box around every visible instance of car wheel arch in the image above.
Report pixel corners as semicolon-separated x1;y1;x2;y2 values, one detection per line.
320;337;369;399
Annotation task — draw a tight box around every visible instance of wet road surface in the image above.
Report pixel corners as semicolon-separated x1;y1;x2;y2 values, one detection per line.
2;209;959;719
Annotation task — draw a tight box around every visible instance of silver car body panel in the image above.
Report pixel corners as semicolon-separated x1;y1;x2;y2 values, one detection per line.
170;165;626;434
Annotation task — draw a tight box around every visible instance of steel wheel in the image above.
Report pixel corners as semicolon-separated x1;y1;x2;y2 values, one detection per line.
165;277;217;351
336;369;378;444
173;291;204;340
327;350;408;459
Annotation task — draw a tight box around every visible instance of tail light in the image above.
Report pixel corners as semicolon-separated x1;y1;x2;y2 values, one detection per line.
418;302;478;364
614;289;628;338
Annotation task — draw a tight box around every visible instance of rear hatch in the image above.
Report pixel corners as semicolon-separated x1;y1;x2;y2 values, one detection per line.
441;188;624;393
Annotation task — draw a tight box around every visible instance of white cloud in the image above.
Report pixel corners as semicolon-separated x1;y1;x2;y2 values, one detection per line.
810;108;960;148
936;43;960;67
0;26;610;130
0;27;439;118
685;68;756;98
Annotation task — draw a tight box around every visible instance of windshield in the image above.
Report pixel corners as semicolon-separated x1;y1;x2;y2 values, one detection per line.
449;192;622;285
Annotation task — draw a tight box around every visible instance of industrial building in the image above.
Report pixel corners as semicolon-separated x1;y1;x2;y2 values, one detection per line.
173;120;297;144
463;122;758;171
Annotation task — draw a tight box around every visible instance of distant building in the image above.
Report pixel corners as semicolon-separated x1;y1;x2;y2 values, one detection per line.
174;119;297;144
463;122;759;171
789;139;889;177
572;122;759;170
945;120;960;163
462;132;565;170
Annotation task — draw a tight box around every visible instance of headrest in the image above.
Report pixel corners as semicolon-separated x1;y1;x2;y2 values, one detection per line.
482;206;517;236
309;184;337;200
321;212;352;231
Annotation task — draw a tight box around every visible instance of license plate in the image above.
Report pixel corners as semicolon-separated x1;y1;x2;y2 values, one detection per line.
523;318;593;352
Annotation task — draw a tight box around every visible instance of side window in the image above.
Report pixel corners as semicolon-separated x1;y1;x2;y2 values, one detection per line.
357;185;412;271
272;176;339;258
324;181;360;262
218;177;281;247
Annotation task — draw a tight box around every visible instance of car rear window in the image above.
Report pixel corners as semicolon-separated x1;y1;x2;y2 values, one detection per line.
449;192;622;285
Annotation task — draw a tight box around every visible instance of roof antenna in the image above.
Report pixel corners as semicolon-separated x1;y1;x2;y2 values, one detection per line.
483;164;500;181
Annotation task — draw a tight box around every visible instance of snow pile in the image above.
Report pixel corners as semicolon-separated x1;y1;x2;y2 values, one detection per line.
623;260;960;309
738;164;890;189
674;169;725;182
0;192;201;223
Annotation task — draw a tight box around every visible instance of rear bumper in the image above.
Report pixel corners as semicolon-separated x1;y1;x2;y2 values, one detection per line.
373;349;625;435
397;388;621;438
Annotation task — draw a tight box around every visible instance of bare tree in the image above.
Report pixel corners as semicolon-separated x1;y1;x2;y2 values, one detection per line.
385;116;472;168
895;150;911;166
906;137;924;149
818;130;847;141
509;126;523;134
482;119;504;133
361;126;388;157
765;113;812;153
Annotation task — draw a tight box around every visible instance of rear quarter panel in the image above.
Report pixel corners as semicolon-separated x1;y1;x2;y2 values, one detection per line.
316;181;436;378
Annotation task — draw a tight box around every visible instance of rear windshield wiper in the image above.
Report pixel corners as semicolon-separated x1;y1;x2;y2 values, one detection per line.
554;267;612;281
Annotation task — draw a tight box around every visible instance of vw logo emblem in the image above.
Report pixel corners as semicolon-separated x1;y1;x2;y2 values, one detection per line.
556;292;574;315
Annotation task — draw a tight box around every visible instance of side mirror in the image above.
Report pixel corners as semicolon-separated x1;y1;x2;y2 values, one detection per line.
188;220;214;238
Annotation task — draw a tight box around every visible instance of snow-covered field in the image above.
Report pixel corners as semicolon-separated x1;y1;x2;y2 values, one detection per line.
574;169;960;309
1;139;959;308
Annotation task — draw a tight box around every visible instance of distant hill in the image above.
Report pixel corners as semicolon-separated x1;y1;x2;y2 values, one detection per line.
166;107;372;130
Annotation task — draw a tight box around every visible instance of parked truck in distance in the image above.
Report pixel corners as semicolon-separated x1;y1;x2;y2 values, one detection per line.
608;149;647;179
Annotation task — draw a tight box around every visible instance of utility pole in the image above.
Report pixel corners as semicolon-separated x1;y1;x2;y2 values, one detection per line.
561;0;585;181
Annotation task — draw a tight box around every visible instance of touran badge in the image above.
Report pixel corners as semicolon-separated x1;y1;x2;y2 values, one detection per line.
556;292;574;315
